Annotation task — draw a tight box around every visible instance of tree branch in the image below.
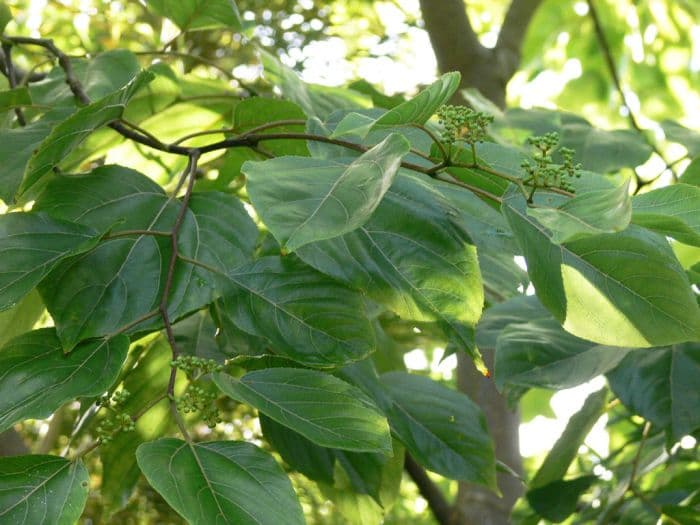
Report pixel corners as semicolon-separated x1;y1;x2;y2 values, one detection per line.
496;0;543;79
404;454;453;525
418;0;484;75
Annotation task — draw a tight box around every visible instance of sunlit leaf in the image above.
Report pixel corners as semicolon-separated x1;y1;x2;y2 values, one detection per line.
244;133;410;251
632;183;700;247
145;0;242;31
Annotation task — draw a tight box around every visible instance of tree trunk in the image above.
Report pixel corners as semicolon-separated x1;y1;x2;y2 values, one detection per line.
414;1;543;523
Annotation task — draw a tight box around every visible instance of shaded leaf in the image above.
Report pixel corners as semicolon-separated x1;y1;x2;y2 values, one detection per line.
0;212;100;311
20;70;153;195
381;371;496;488
214;368;391;452
0;87;31;111
495;317;631;391
136;438;304;525
0;455;89;525
0;328;128;432
527;475;597;522
259;414;336;484
632;183;700;247
662;120;700;156
607;344;700;439
219;256;376;367
244;133;410;251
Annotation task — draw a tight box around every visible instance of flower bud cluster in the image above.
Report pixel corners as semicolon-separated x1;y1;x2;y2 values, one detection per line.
521;132;582;193
436;104;493;145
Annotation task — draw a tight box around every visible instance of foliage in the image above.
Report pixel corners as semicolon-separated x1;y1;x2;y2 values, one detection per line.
0;1;699;524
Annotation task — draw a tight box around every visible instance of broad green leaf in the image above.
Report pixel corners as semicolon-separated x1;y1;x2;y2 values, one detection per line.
215;367;391;452
520;388;556;422
331;112;377;139
528;180;632;243
259;414;336;484
0;108;72;202
233;97;308;156
0;87;31;111
372;72;460;130
0;455;89;525
219;256;376;367
503;189;700;347
297;172;483;355
20;70;153;195
607;344;700;439
477;295;550;349
530;387;607;488
0;290;44;348
319;482;384;525
244;133;410;251
172;309;231;362
0;1;11;32
495;318;631;391
145;0;241;31
527;476;597;522
632;183;700;247
35;166;197;349
0;328;128;432
136;438;304;525
30;49;142;106
100;337;175;514
381;371;497;488
35;167;254;349
0;212;100;311
561;124;653;172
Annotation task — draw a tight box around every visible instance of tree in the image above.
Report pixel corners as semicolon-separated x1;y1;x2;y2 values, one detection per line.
0;1;699;524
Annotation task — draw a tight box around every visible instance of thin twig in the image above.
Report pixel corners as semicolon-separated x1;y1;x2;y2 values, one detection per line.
586;0;677;181
1;43;27;125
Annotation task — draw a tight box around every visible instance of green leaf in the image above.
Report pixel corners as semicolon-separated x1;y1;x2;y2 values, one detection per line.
297;172;483;352
136;438;305;525
528;180;632;243
233;97;307;156
0;86;31;111
219;256;375;367
530;387;607;488
35;167;255;349
0;328;128;432
0;211;100;311
607;344;700;439
259;414;336;484
526;475;597;522
561;124;653;172
0;108;72;202
145;0;242;31
680;157;700;186
0;455;89;525
495;317;631;391
20;70;153;196
381;371;497;488
0;290;44;348
0;1;11;32
334;444;404;505
632;183;700;247
331;112;377;139
244;133;410;251
214;367;391;452
503;189;700;347
100;337;175;514
372;72;460;130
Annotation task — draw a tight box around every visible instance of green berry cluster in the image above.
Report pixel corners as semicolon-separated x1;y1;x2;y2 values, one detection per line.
171;355;223;379
436;104;494;145
521;132;581;194
96;390;135;444
176;384;222;428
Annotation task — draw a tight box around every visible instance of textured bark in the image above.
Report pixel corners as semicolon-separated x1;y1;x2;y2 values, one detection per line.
413;1;543;523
